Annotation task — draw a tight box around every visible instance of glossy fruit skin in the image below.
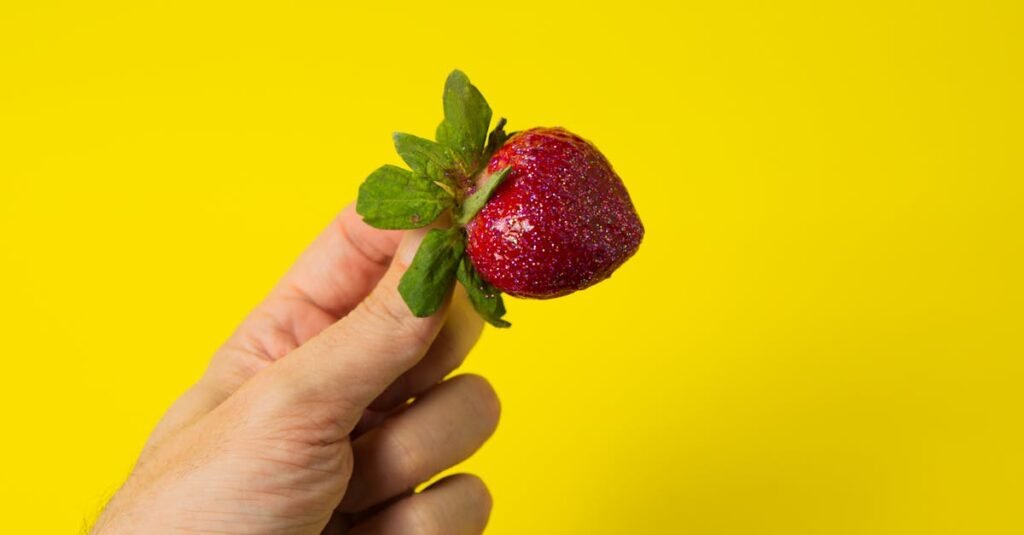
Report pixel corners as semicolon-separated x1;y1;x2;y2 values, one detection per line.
465;127;644;298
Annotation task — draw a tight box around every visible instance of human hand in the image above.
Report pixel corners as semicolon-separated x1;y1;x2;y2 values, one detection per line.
91;205;499;534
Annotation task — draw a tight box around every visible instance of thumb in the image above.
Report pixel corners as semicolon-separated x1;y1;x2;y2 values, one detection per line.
256;226;453;433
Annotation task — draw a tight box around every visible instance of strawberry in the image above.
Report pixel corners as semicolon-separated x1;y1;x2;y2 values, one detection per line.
465;128;643;298
356;70;643;327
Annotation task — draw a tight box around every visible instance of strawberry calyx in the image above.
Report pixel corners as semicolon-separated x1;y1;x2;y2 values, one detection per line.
356;70;512;327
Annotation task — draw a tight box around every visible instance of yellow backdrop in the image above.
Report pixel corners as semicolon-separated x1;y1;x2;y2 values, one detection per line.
2;1;1022;533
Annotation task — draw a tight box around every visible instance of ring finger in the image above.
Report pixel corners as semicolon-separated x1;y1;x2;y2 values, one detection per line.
347;474;492;535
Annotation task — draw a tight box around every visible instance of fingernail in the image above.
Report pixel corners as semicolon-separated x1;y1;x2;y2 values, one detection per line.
397;227;429;266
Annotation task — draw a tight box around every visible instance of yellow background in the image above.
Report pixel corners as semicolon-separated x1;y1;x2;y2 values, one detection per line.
2;1;1022;533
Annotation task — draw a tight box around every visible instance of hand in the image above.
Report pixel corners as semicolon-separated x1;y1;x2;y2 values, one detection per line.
91;205;499;534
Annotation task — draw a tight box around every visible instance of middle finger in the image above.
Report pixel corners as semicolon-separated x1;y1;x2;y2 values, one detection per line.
369;286;484;412
339;374;500;513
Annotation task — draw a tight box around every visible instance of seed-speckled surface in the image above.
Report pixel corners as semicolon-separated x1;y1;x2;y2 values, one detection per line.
465;127;644;298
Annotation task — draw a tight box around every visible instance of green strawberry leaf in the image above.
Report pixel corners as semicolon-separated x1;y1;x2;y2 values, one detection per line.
357;165;451;229
485;117;509;158
435;70;492;172
392;132;457;187
457;256;510;328
456;166;510;225
398;228;465;317
359;70;515;327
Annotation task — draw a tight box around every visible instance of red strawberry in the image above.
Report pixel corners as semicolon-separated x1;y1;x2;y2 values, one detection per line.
465;127;644;298
356;70;644;326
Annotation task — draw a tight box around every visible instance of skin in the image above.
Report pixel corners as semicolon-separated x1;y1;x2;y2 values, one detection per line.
91;204;497;535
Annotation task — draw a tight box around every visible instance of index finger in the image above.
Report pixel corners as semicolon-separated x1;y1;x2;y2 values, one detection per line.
272;204;405;318
258;227;454;434
162;205;405;441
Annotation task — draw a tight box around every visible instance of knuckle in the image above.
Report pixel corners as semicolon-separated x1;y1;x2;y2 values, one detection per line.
360;285;408;326
359;285;435;348
405;500;441;535
385;427;428;482
239;365;350;443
